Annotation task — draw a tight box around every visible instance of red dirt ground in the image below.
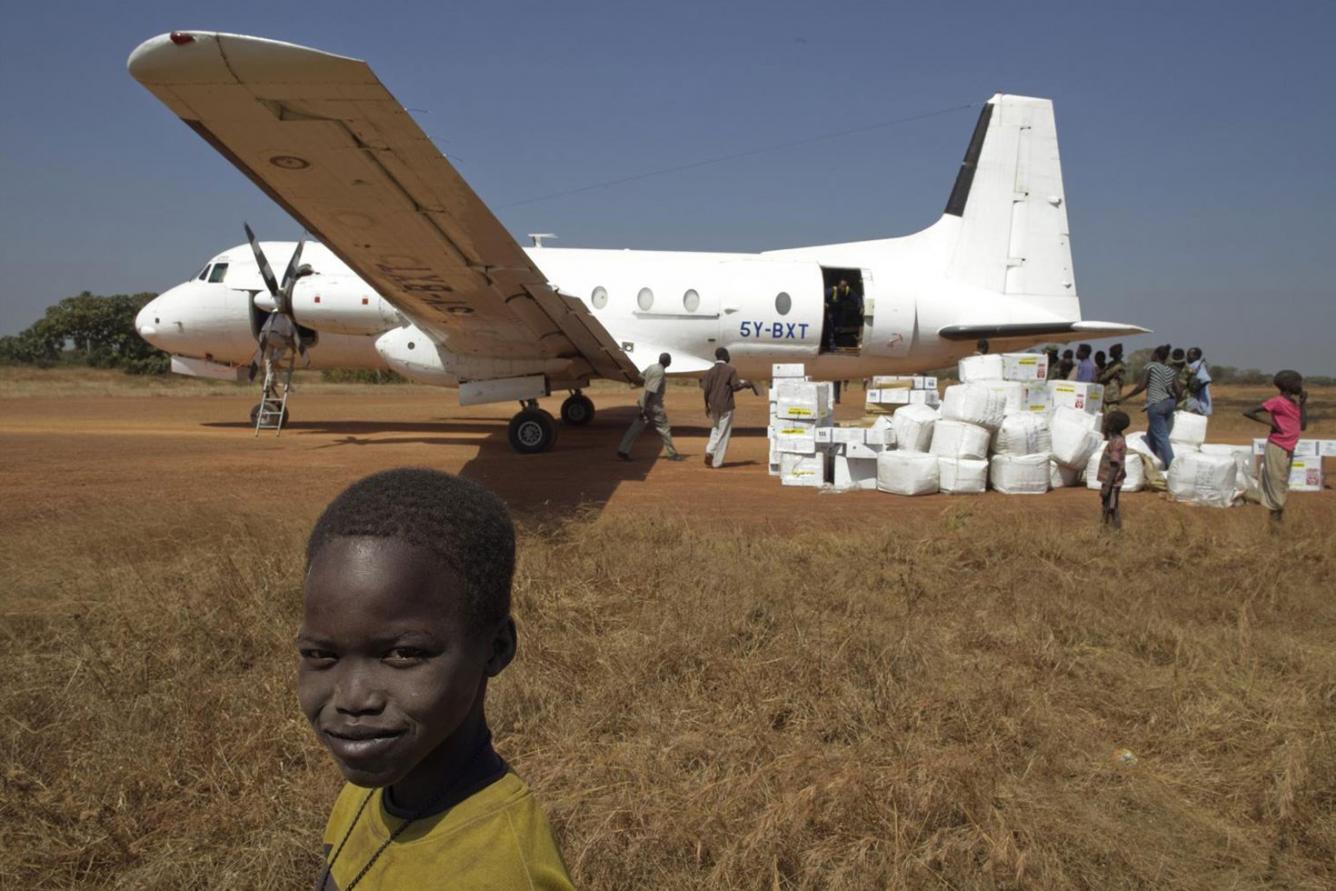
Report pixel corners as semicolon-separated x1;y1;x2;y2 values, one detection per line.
2;381;1331;533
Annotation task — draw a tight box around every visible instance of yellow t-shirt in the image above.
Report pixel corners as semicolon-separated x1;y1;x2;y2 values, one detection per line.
318;773;575;890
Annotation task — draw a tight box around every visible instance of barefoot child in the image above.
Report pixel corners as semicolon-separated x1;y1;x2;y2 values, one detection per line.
1097;411;1131;530
298;468;574;890
1243;370;1309;525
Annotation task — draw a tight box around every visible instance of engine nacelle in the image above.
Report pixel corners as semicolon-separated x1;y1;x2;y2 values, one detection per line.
288;276;401;336
373;325;570;391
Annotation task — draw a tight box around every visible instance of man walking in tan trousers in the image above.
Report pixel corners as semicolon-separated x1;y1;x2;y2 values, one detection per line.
617;352;685;462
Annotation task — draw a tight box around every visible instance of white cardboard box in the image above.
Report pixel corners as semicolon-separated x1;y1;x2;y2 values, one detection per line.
845;440;884;460
868;388;911;405
909;390;942;406
1001;353;1049;382
774;421;822;454
780;452;826;487
1288;458;1324;492
832;427;867;444
771;363;806;379
833;454;878;491
774;378;832;421
1253;438;1323;457
1047;380;1104;414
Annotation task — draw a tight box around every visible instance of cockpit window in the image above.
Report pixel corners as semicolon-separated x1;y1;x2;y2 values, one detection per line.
197;265;210;281
207;263;229;283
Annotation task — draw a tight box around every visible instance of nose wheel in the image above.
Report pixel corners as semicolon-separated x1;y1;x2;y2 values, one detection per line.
560;391;595;426
508;403;557;454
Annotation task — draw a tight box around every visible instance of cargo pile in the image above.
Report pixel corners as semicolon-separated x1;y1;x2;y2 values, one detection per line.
765;357;1332;504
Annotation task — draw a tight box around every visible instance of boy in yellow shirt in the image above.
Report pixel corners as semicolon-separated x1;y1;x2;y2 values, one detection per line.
298;468;574;890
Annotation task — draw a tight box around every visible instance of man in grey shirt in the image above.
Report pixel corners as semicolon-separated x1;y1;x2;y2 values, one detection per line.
617;352;685;461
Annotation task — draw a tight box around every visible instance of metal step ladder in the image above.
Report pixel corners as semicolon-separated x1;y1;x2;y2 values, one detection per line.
254;356;295;436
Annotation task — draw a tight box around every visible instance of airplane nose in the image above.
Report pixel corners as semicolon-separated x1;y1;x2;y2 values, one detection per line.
135;301;158;338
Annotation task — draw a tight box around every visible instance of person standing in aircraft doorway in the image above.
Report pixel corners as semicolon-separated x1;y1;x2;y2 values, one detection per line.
617;353;685;462
699;347;758;469
823;279;855;351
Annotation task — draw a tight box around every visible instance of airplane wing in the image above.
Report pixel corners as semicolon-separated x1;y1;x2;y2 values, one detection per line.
938;320;1151;341
128;31;640;385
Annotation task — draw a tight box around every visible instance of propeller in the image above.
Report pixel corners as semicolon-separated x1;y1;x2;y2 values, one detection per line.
243;223;313;380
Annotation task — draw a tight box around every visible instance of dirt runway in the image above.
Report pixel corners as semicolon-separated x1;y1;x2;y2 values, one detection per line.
2;376;1330;534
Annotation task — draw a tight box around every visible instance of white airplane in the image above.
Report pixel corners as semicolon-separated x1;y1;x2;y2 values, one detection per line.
129;31;1146;453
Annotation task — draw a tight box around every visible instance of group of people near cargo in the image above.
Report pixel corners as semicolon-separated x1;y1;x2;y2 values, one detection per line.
616;341;1311;527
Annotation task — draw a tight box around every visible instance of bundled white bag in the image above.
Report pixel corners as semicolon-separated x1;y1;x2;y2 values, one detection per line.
992;414;1052;456
929;419;991;460
1050;411;1104;469
1052;406;1101;432
1169;411;1208;450
957;354;1004;382
1085;443;1146;493
1049;459;1083;488
876;450;940;495
1167;451;1239;508
940;383;1006;430
890;404;939;452
989;453;1050;494
938;457;989;494
1126;431;1166;471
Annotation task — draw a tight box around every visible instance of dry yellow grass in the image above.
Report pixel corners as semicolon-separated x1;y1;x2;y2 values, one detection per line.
3;495;1334;889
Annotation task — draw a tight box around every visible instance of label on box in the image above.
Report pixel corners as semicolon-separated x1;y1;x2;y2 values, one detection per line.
1289;459;1324;491
1320;440;1336;457
814;427;834;444
771;363;806;379
1047;381;1104;414
1001;353;1049;381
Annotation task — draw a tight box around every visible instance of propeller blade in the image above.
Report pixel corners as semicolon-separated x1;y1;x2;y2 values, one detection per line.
244;223;280;299
280;239;305;293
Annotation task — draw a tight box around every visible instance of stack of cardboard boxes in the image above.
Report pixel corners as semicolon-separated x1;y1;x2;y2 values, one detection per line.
766;357;1331;501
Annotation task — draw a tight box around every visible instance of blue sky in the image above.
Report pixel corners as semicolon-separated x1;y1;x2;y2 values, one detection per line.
2;1;1332;371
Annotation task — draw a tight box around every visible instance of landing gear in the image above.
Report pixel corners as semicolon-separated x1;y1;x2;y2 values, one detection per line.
508;401;557;454
250;402;289;429
560;391;595;426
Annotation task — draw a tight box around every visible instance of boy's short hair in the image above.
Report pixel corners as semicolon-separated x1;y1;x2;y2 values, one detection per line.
1104;410;1131;435
1274;370;1303;393
306;468;515;631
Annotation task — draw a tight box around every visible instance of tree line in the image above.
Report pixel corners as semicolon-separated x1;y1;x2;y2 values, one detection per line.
0;292;169;374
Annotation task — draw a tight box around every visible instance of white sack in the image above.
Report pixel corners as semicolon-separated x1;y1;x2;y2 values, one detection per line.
1170;411;1208;449
1085;443;1146;492
957;354;1005;382
992;414;1052;456
989;453;1051;495
890;404;939;452
938;457;989;494
940;383;1006;430
1050;412;1104;469
1126;431;1166;471
1052;406;1102;432
929;419;991;460
1049;459;1083;488
876;450;940;496
1167;451;1238;508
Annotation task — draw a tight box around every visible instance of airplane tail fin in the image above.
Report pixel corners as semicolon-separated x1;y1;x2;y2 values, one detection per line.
942;95;1077;307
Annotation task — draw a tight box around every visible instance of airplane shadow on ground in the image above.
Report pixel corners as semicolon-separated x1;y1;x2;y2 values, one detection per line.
208;406;763;518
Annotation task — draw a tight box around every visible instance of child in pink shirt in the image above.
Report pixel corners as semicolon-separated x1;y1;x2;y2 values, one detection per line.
1243;370;1309;524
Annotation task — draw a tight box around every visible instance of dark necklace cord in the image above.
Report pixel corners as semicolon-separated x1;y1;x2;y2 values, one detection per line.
319;734;501;891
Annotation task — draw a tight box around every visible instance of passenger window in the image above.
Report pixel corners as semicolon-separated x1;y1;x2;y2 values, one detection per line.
637;288;654;311
683;289;700;312
591;286;608;309
197;265;210;281
208;263;229;283
775;291;792;315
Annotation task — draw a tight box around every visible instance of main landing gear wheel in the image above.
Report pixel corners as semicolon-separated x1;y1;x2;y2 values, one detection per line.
560;392;595;426
249;403;290;428
508;407;557;454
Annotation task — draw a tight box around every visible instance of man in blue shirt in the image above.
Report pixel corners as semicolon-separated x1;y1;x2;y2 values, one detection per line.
1074;343;1096;383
